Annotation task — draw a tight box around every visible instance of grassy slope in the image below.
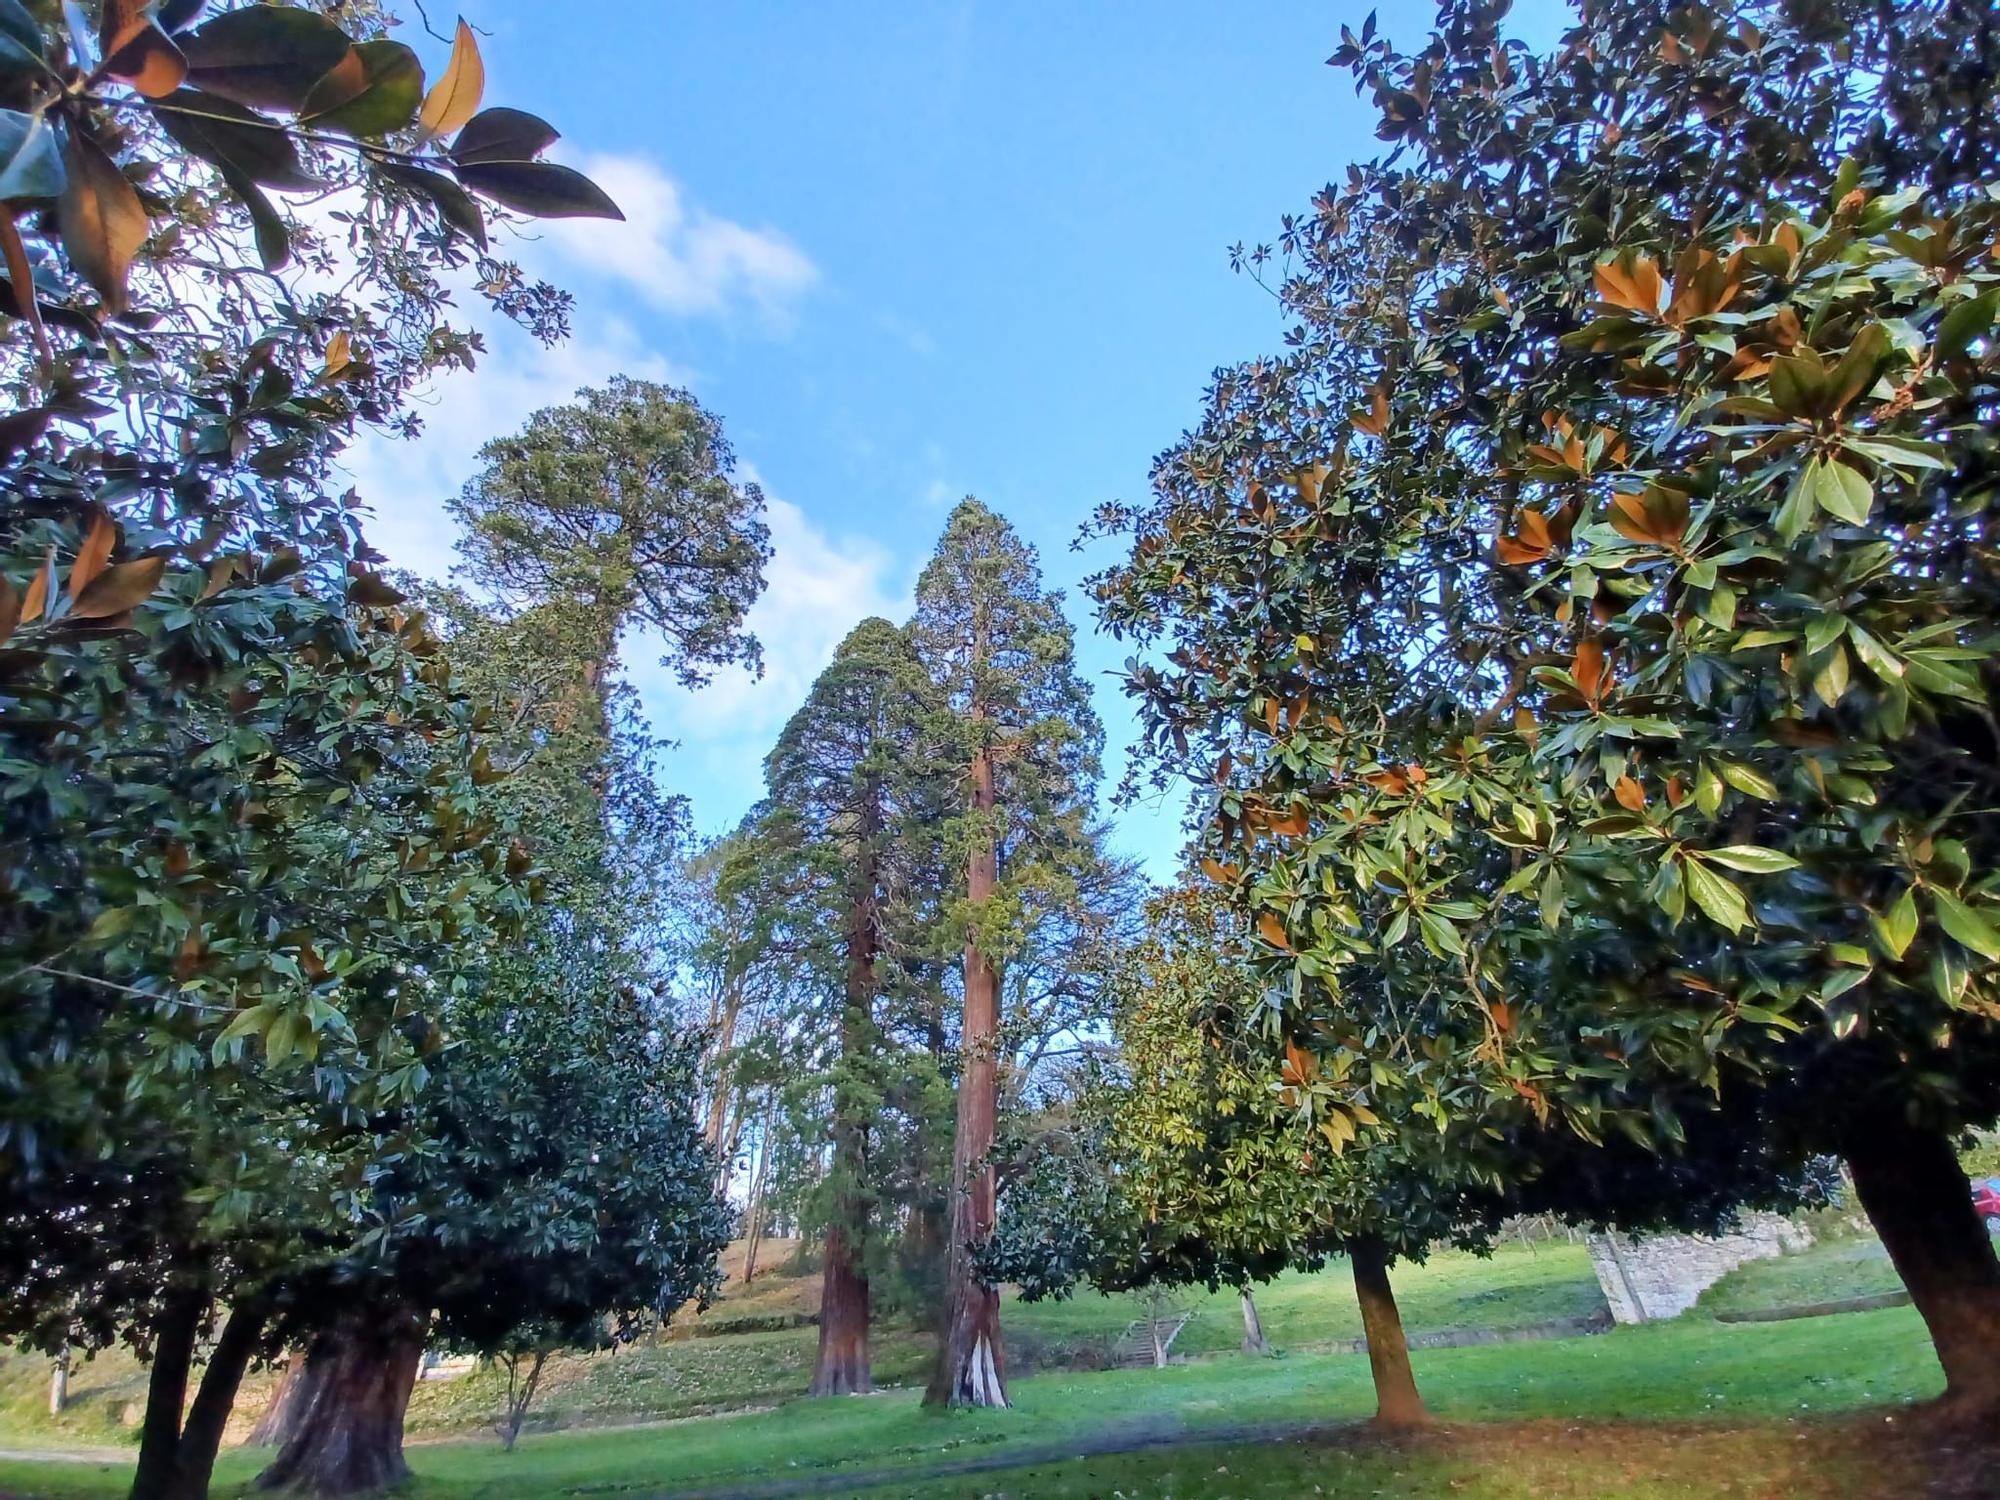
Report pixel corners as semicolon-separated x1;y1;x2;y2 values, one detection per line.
0;1239;1603;1447
0;1305;1945;1499
1006;1239;1606;1357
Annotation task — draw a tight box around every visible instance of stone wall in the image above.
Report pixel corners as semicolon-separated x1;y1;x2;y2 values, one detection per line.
1586;1213;1813;1323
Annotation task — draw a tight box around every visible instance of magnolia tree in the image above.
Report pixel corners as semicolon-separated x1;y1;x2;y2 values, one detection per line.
1094;0;2000;1414
0;4;636;1496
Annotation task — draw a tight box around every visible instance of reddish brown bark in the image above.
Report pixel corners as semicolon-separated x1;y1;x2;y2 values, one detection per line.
247;1352;309;1448
812;794;880;1397
1845;1112;2000;1417
254;1303;424;1496
1350;1237;1428;1427
926;732;1009;1408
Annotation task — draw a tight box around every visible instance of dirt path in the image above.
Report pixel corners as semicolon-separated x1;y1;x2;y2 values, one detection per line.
0;1445;129;1465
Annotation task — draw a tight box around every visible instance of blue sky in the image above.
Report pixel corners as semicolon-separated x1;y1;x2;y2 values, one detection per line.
352;1;1558;882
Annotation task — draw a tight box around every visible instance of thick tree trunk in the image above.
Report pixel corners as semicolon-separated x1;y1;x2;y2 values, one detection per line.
254;1303;425;1496
50;1346;68;1416
130;1285;206;1500
1239;1287;1269;1355
166;1299;269;1500
811;1221;873;1396
1349;1238;1428;1427
813;816;879;1397
926;735;1008;1409
1844;1111;2000;1416
248;1353;311;1448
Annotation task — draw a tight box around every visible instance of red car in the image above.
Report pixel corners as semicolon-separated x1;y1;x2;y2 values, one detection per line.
1976;1178;2000;1228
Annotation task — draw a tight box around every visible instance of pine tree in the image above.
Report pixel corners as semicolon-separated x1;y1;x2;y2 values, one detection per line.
911;499;1101;1408
449;376;772;700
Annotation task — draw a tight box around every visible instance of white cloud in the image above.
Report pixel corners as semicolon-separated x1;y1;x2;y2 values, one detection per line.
532;154;819;322
632;493;914;802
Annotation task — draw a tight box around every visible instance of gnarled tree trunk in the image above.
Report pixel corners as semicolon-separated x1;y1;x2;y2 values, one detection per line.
254;1302;425;1496
1239;1286;1269;1354
1349;1237;1428;1427
925;733;1008;1409
1844;1110;2000;1416
248;1352;310;1448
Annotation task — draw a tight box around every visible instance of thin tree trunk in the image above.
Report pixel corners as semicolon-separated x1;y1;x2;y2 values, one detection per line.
741;1104;775;1286
813;805;879;1397
1349;1237;1428;1427
248;1353;310;1447
130;1284;206;1500
1239;1287;1269;1355
1845;1111;2000;1415
926;728;1008;1409
703;980;744;1151
166;1299;269;1500
254;1302;425;1496
49;1346;68;1416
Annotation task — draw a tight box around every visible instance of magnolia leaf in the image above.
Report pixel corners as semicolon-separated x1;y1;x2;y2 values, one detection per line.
1612;773;1646;811
301;40;423;138
0;109;64;200
1256;911;1291;950
0;0;43;67
1823;322;1890;415
1717;761;1778;799
1935;289;1999;365
1872;886;1918;962
1683;857;1750;932
451;159;622;220
448;106;558;166
56;127;148;314
416;18;483;143
347;566;403;606
1811;456;1872;524
18;544;52;623
151;89;320;191
180;5;352;111
319;328;351;381
1698;845;1799;874
374;159;487;248
1811;641;1851;707
217;163;288;270
67;511;114;598
1931;889;2000;963
70;554;163;618
1351;382;1390;437
100;10;187;98
1767;351;1827;420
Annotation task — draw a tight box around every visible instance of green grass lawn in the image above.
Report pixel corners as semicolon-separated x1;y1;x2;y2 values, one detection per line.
1696;1236;1907;1318
0;1305;1945;1499
1005;1239;1607;1359
0;1239;1602;1449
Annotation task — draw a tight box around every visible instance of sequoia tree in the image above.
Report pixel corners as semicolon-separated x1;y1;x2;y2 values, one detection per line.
912;498;1101;1408
763;617;947;1395
1093;0;2000;1414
